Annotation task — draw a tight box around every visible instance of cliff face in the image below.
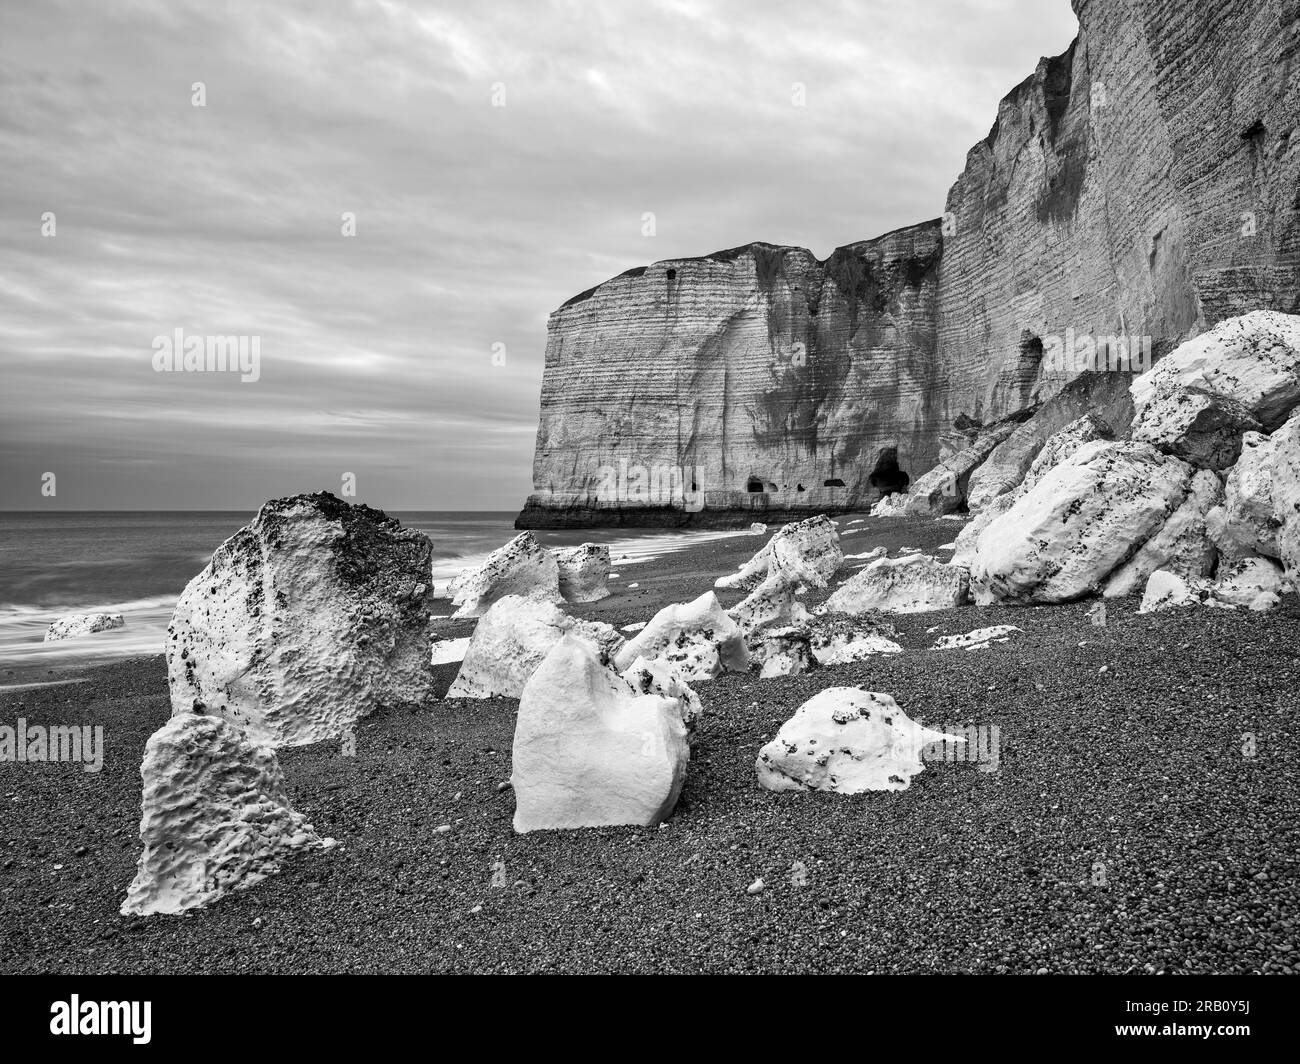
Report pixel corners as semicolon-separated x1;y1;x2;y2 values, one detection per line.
518;0;1300;529
518;225;943;527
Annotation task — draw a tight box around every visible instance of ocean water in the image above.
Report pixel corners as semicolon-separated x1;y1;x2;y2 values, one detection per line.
0;511;746;673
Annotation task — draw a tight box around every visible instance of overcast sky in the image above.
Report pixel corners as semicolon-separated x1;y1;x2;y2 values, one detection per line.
0;0;1078;512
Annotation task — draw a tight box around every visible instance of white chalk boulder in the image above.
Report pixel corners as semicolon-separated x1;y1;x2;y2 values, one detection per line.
1206;431;1281;561
1131;384;1262;471
511;636;689;832
969;441;1194;604
168;493;435;748
121;712;334;916
1102;467;1222;598
613;591;749;682
1270;408;1300;582
446;595;623;699
952;413;1114;567
552;543;611;603
1130;310;1300;432
821;554;970;614
756;689;963;793
1212;557;1287;609
715;515;842;591
727;570;811;638
44;612;125;642
449;531;561;618
933;626;1022;651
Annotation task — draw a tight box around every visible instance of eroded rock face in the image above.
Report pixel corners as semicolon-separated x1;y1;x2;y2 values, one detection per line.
1102;468;1222;598
449;532;560;618
1206;431;1281;560
953;412;1116;567
888;420;1023;517
966;373;1133;512
446;595;623;700
553;543;611;603
1131;311;1300;433
1213;557;1287;608
821;554;970;614
613;591;749;681
715;515;842;591
44;613;124;642
511;636;689;832
121;712;334;916
969;441;1194;604
1271;409;1300;581
167;493;435;748
1131;385;1262;471
756;689;962;793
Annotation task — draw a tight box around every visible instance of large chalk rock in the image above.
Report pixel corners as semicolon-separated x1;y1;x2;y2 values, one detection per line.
756;689;962;793
449;531;560;618
552;543;611;603
1206;431;1282;561
715;515;842;591
727;570;811;638
45;613;124;642
167;493;435;748
1130;311;1300;433
953;413;1114;567
821;554;970;614
511;636;689;832
446;595;623;699
121;713;334;916
1139;570;1211;613
1102;468;1222;598
1271;410;1300;582
1131;384;1262;471
969;441;1194;604
613;591;749;682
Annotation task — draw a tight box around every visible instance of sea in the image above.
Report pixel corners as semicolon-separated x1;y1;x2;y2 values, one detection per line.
0;511;747;674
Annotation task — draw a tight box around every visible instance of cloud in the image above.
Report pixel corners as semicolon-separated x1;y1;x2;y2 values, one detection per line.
0;0;1078;510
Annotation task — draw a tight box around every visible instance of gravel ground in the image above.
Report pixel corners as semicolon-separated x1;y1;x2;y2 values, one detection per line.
2;515;1297;974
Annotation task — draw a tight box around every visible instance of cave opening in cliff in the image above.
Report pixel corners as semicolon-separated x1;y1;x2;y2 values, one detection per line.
746;476;764;493
823;478;846;488
868;448;910;497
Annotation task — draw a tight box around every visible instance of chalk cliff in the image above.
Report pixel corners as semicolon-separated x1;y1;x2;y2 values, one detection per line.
518;0;1300;528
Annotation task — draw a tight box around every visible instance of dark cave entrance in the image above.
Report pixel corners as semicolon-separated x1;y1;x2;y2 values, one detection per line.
868;448;910;496
746;476;764;493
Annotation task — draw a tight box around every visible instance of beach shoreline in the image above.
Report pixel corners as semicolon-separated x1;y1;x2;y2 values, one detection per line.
2;515;1297;974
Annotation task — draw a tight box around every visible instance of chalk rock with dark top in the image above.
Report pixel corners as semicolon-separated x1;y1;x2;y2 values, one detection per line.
613;591;749;682
449;531;560;618
167;493;435;748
